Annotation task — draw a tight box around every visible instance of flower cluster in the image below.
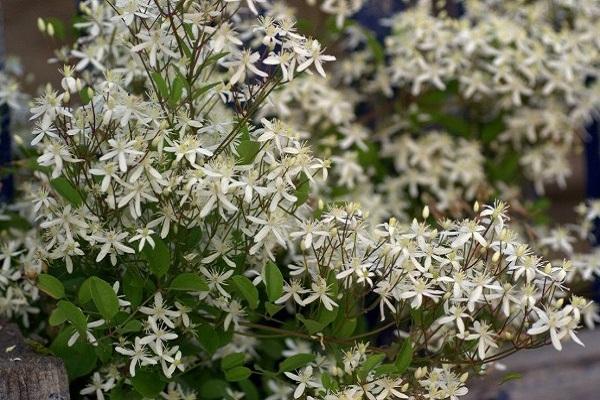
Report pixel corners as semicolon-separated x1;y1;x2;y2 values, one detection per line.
369;0;598;192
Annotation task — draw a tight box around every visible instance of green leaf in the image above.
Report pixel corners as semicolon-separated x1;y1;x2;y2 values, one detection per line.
123;268;145;307
225;366;252;382
395;339;413;374
297;315;324;334
50;327;97;379
50;177;84;207
169;272;209;292
38;274;65;299
333;317;357;338
90;277;119;321
119;320;143;334
197;324;233;355
141;237;170;278
232;275;259;310
131;369;165;397
358;354;386;380
54;300;87;333
78;278;93;304
294;173;310;207
317;306;338;328
236;127;260;165
220;352;245;371
374;363;399;377
79;87;92;104
204;51;229;65
237;379;259;400
169;74;185;106
279;353;315;373
49;307;68;327
321;373;340;392
192;82;219;100
199;379;228;398
151;72;169;99
265;302;284;317
500;371;523;385
264;261;283;302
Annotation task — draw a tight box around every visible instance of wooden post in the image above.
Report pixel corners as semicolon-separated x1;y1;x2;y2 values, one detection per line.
0;321;70;400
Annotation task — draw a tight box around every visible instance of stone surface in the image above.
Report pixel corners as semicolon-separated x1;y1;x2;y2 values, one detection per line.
0;321;70;400
466;329;600;400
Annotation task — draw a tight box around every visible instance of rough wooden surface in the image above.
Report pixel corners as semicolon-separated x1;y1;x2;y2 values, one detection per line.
466;329;600;400
0;321;69;400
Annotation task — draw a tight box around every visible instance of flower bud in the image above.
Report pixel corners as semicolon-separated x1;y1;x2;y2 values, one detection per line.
414;366;426;379
37;18;46;33
544;262;552;274
460;372;469;382
13;134;23;146
473;201;479;213
499;228;508;241
422;205;430;219
47;23;55;37
492;251;500;262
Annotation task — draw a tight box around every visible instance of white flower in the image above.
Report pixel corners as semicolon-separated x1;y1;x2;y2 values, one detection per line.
115;337;158;376
99;137;144;172
276;279;308;306
227;49;268;85
139;318;178;356
80;372;115;400
527;307;572;351
304;277;338;311
284;366;320;399
93;230;135;265
139;292;181;329
296;39;336;78
128;226;156;252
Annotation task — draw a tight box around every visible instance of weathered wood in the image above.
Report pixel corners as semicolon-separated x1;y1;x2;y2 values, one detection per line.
466;329;600;400
0;321;69;400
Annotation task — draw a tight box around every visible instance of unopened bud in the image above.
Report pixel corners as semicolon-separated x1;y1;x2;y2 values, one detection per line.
76;78;83;91
492;251;500;262
62;91;70;104
556;298;564;307
47;23;55;37
87;87;94;99
318;198;324;210
473;201;480;213
414;366;426;379
460;372;469;382
37;18;46;33
499;228;508;241
13;134;23;146
422;205;430;219
544;263;552;274
401;383;409;391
